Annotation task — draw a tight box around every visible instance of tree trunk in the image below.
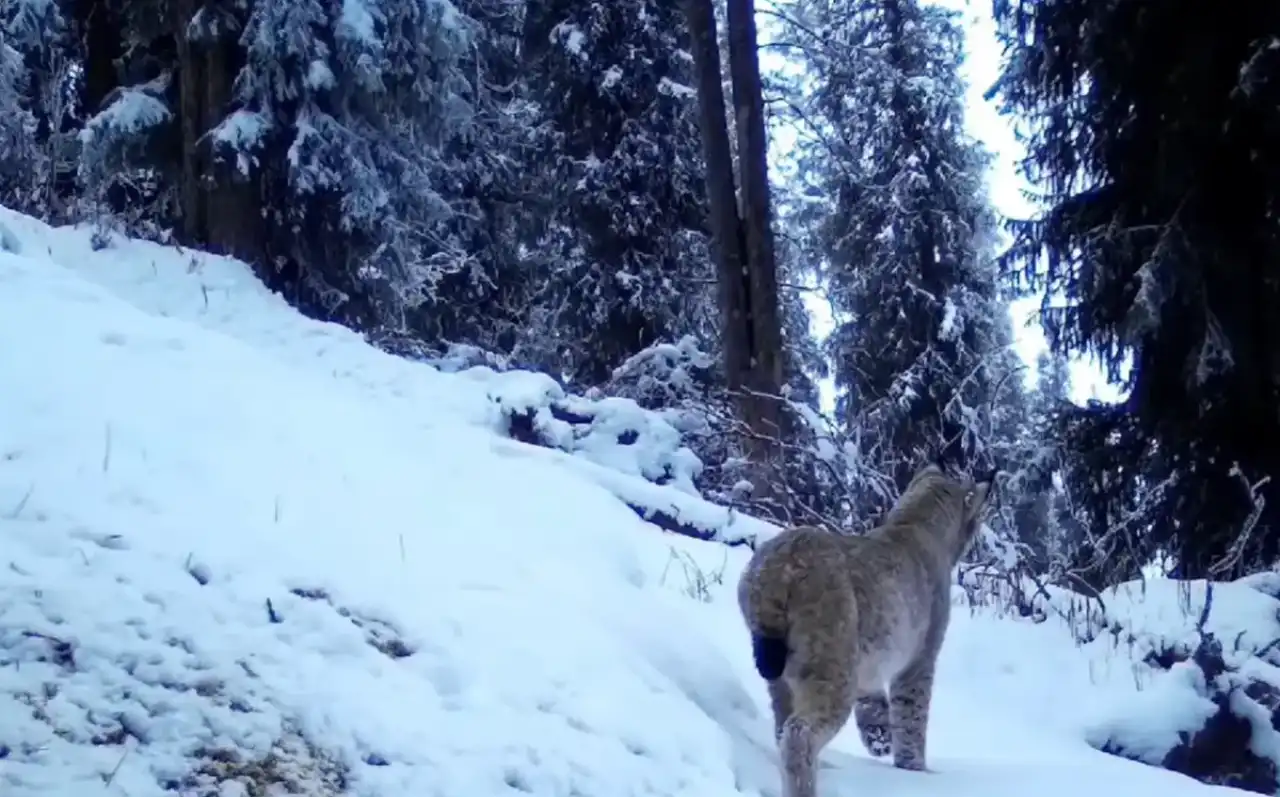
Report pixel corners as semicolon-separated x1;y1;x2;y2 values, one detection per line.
685;0;786;514
172;0;261;263
725;0;785;433
685;0;751;390
74;0;120;118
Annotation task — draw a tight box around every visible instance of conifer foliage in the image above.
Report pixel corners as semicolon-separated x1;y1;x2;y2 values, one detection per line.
992;0;1280;579
6;0;525;344
2;0;76;222
520;0;715;387
0;35;36;204
210;0;483;330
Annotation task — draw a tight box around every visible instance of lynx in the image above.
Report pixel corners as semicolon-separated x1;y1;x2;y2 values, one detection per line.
737;462;995;797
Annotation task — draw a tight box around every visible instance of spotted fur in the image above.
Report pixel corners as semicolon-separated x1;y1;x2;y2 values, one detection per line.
737;464;994;797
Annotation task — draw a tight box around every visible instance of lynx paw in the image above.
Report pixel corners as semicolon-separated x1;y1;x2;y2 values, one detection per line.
859;724;891;758
892;754;927;772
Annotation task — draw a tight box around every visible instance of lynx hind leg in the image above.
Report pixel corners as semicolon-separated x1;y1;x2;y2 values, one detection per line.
779;682;855;797
854;692;891;757
768;679;794;741
888;660;937;772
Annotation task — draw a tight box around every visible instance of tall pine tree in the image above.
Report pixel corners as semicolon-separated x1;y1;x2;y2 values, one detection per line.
783;0;1025;522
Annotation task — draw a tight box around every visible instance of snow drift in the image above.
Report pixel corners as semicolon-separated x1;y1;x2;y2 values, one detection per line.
0;207;1256;797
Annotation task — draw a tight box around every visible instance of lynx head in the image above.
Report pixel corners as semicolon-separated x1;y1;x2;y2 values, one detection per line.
891;461;998;561
957;467;997;555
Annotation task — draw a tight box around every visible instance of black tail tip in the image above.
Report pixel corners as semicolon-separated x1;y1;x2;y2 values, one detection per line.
752;635;788;681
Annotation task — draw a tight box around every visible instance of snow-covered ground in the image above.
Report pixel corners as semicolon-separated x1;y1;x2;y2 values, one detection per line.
0;208;1254;796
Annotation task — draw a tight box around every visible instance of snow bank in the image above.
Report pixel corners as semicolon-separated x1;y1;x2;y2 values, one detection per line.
957;566;1280;793
1081;578;1280;793
0;207;1247;797
0;211;768;796
0;207;766;550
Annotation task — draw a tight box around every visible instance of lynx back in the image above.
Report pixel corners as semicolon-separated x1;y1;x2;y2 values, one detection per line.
736;463;995;797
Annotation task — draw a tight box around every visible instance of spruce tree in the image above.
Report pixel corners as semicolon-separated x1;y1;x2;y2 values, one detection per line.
64;0;529;351
1;0;75;220
993;0;1280;579
520;0;715;387
0;36;37;206
1003;350;1071;573
782;0;1027;521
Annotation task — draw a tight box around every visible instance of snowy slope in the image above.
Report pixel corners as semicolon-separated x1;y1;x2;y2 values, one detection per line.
0;209;1248;796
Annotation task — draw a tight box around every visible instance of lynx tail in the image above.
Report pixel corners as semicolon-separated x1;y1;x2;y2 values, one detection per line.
752;634;788;680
